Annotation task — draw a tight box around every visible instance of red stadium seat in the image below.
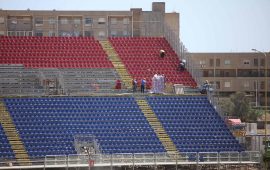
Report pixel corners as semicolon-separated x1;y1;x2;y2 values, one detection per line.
0;36;113;69
109;37;196;87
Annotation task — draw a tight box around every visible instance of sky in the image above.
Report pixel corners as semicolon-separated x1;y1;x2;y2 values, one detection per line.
0;0;269;53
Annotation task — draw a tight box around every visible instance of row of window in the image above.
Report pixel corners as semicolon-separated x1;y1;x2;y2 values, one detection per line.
203;69;269;77
209;80;267;90
6;30;130;37
0;17;130;25
200;58;265;67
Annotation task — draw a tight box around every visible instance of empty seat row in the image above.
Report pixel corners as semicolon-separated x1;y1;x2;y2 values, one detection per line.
0;36;112;69
0;125;15;159
146;96;244;153
4;96;165;158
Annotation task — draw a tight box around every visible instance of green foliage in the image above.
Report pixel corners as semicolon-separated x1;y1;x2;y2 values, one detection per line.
220;92;262;122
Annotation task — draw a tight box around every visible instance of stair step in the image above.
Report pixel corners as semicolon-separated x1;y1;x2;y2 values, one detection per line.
100;39;132;89
16;156;29;159
16;158;30;160
0;101;31;165
136;99;179;156
9;138;22;141
12;146;25;149
11;142;24;145
14;151;28;155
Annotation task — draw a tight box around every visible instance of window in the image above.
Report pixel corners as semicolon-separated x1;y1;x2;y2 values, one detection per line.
243;60;250;65
74;18;81;24
10;18;17;24
85;18;93;25
111;18;117;25
26;31;33;36
60;18;68;24
208;70;214;77
225;71;230;77
243;81;250;88
203;70;209;77
0;31;4;36
123;18;129;25
8;31;16;36
216;58;220;67
17;32;24;36
35;17;43;25
98;31;105;37
209;59;214;67
199;60;206;65
215;70;221;77
199;60;206;68
84;31;92;37
48;31;55;37
260;81;265;90
260;58;265;67
224;81;231;88
123;30;128;36
224;60;231;65
254;58;258;67
215;81;220;89
49;18;55;24
98;18;106;24
111;30;117;36
23;17;31;24
35;30;43;36
0;17;4;24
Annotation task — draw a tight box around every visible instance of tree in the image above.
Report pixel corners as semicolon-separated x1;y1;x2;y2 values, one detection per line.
230;92;250;121
220;92;262;122
219;97;234;117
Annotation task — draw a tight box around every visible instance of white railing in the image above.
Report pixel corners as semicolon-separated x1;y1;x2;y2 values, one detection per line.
0;152;261;169
43;151;260;168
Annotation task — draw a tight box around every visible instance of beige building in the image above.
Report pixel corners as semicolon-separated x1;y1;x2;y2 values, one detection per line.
190;53;270;106
0;2;179;39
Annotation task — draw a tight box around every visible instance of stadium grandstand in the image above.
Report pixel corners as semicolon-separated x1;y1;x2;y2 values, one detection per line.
0;2;261;170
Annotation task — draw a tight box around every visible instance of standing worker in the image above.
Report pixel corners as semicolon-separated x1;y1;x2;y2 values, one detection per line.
132;79;137;92
141;78;146;93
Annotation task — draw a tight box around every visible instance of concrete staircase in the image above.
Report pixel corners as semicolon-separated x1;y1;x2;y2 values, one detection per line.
0;101;31;165
136;99;179;157
99;40;133;89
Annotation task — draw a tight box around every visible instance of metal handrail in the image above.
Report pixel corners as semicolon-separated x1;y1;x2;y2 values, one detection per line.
0;151;260;169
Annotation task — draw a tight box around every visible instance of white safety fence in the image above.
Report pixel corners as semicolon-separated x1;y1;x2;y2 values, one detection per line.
0;151;261;169
44;151;261;167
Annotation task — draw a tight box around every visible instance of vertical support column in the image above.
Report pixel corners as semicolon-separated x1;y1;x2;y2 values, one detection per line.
132;154;135;170
110;154;113;170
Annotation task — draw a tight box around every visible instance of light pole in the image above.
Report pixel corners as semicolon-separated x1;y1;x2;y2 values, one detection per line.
252;49;268;146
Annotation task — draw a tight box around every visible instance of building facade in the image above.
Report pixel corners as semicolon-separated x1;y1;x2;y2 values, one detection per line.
190;53;270;106
0;2;179;39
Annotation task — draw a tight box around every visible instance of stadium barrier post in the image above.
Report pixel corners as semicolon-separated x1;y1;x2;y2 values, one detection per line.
132;154;134;170
196;152;199;170
175;153;178;170
43;156;46;170
66;155;68;170
239;152;241;164
110;154;113;170
217;152;220;170
154;153;157;170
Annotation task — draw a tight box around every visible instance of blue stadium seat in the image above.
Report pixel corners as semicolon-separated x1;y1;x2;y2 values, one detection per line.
4;96;165;158
0;124;15;159
146;96;244;153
